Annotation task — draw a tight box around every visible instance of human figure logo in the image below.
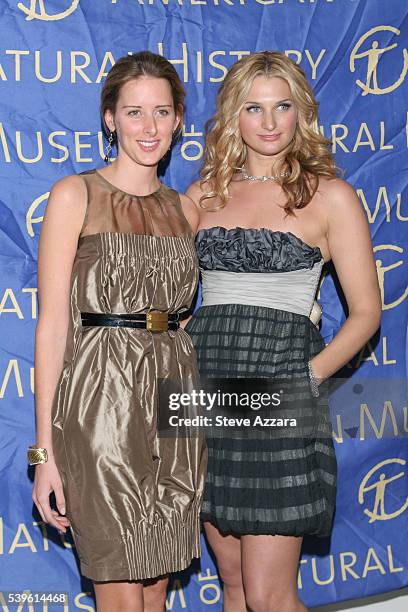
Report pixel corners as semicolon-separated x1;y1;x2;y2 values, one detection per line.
374;245;408;311
17;0;80;21
350;26;408;95
359;458;408;522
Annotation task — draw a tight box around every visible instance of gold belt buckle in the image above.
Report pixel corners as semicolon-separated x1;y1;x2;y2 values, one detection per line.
146;311;169;332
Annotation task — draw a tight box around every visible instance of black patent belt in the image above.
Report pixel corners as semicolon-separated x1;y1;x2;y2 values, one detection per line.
80;311;180;332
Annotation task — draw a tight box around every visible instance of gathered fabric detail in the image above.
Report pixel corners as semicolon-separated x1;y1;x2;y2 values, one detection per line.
196;226;322;273
72;498;203;582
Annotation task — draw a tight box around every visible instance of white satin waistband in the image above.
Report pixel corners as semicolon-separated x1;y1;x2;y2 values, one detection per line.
200;261;324;317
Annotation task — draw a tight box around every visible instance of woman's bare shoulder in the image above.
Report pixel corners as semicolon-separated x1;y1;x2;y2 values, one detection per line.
185;179;212;204
49;173;87;202
178;192;200;232
316;176;369;239
317;176;357;204
43;174;88;233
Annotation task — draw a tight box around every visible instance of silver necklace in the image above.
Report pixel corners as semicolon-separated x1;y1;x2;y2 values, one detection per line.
239;167;290;182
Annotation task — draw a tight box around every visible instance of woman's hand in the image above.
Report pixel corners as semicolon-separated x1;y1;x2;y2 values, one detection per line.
309;357;325;387
179;314;192;329
32;459;71;534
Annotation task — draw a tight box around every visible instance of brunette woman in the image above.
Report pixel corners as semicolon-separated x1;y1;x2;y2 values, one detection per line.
31;51;207;612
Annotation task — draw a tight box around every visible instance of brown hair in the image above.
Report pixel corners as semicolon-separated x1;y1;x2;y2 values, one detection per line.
200;50;339;215
100;51;185;146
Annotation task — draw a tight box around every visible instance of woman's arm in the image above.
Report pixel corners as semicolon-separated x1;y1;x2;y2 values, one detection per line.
311;178;382;383
179;192;201;329
32;174;87;532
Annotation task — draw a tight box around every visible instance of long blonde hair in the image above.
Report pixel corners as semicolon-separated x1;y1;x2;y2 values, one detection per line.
200;51;339;214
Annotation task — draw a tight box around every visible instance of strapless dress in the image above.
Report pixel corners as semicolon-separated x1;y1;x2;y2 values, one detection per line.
185;226;336;537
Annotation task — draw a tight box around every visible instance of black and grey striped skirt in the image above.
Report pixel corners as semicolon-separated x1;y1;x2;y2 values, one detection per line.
185;303;337;538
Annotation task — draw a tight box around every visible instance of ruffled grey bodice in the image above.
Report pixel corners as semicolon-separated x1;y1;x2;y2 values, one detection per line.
195;226;322;273
195;226;324;318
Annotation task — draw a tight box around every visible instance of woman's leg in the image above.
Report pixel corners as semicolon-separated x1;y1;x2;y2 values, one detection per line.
93;581;143;612
203;521;246;612
143;576;169;612
241;534;306;612
93;576;168;612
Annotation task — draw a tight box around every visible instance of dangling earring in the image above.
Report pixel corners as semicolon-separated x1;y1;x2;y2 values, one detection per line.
104;130;115;164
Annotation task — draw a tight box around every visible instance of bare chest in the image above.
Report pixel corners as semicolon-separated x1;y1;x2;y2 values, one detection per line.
197;183;330;262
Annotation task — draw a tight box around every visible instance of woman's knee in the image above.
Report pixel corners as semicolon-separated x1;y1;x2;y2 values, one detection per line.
93;581;143;612
245;586;301;612
217;557;243;590
143;576;169;606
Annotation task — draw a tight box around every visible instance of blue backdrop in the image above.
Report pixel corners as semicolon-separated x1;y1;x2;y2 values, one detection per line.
0;0;407;609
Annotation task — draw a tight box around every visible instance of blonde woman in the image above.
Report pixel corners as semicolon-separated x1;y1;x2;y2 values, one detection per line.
185;51;381;612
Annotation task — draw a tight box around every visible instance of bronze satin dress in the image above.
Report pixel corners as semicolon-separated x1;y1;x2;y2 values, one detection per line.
50;168;207;582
